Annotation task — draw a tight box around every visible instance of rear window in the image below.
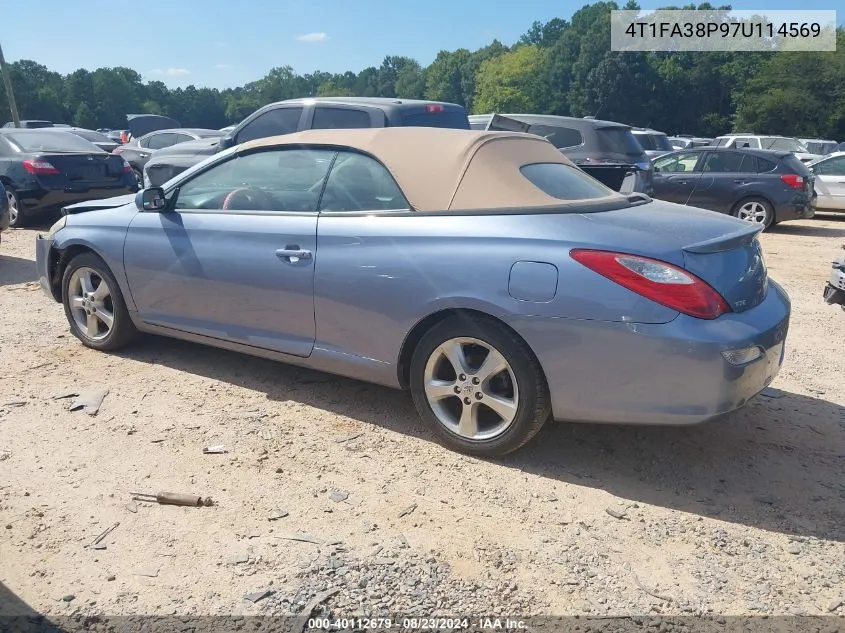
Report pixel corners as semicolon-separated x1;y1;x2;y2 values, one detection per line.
526;124;583;149
398;110;470;129
780;154;812;175
520;162;613;200
635;133;673;151
762;137;807;152
66;129;111;143
594;127;644;155
4;131;104;153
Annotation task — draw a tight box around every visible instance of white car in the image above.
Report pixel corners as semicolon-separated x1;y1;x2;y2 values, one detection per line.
713;134;824;163
808;151;845;212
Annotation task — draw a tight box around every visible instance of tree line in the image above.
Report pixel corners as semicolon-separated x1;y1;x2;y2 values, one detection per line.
1;2;843;139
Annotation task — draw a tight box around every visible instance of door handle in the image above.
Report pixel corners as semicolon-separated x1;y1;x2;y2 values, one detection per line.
276;247;312;264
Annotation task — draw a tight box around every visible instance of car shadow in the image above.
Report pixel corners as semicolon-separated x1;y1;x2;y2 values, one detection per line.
0;254;37;287
773;216;845;238
116;335;845;543
0;581;61;631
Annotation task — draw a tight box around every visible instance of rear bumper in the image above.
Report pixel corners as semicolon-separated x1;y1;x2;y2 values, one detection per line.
20;185;137;214
510;280;791;425
824;259;845;306
774;191;814;222
35;234;59;301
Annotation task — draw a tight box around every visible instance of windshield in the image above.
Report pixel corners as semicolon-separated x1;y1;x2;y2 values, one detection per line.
635;133;673;151
5;131;104;153
595;127;645;156
66;129;111;143
761;137;808;152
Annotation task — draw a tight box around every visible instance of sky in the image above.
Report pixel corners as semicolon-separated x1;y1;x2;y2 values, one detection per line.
2;0;841;90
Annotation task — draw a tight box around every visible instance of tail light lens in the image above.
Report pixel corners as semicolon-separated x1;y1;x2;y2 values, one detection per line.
780;174;804;189
425;104;444;113
570;249;731;319
122;159;132;173
23;159;60;175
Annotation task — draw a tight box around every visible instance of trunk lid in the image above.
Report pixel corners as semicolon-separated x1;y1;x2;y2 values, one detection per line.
38;152;127;185
126;114;181;138
580;200;768;313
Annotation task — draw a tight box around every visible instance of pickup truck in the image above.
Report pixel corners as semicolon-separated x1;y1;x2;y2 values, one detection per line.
143;97;470;187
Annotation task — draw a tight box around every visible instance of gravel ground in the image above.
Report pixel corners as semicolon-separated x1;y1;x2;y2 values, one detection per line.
0;215;844;621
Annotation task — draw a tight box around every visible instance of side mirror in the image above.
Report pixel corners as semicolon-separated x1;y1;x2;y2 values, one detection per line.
218;135;235;151
136;187;167;212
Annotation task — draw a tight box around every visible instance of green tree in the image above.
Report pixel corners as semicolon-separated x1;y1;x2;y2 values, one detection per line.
473;45;547;113
73;102;98;128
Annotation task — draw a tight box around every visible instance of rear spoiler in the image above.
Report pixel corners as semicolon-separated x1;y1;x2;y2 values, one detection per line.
682;223;762;254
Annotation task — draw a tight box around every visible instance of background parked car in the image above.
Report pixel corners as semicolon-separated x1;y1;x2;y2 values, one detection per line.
114;128;224;187
713;134;823;163
470;113;653;195
631;128;674;159
807;151;845;212
668;136;714;149
144;97;470;187
800;138;839;156
44;127;119;153
107;130;127;144
651;147;815;228
0;129;136;227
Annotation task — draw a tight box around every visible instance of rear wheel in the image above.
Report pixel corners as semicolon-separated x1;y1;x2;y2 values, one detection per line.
61;252;138;351
732;197;774;229
131;168;143;189
5;186;25;228
409;315;550;457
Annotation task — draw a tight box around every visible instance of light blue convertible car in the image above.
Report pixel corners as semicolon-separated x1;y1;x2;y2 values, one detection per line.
35;128;790;456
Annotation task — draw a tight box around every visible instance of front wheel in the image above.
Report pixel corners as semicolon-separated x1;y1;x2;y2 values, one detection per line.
409;315;550;457
732;197;774;229
61;252;138;351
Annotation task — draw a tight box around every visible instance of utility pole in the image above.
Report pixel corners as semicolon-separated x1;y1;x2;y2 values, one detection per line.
0;41;21;127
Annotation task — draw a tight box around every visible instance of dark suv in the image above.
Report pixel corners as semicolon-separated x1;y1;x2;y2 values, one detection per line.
468;113;653;195
144;97;470;187
651;147;815;229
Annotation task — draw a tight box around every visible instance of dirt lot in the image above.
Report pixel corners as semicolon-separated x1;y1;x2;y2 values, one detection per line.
1;215;844;620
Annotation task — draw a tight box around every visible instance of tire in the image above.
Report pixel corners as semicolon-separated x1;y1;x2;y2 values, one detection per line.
61;252;138;351
131;169;143;189
731;197;774;229
5;186;26;228
409;315;551;457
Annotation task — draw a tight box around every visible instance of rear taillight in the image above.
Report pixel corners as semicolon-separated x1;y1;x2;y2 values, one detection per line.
122;159;132;173
570;249;731;319
780;174;804;189
425;104;444;113
23;159;59;175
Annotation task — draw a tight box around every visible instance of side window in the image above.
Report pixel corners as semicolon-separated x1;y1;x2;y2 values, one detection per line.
173;133;193;144
526;125;583;149
653;152;700;173
738;155;759;173
311;107;371;130
756;157;777;173
172;148;336;213
702;152;744;173
138;135;152;148
814;156;845;176
147;133;177;150
235;107;303;144
319;151;410;212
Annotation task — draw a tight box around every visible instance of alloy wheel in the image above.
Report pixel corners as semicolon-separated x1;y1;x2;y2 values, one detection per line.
422;337;519;441
736;201;769;224
67;267;115;341
6;190;17;226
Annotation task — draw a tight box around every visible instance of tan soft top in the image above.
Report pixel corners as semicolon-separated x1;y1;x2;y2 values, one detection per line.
238;127;617;211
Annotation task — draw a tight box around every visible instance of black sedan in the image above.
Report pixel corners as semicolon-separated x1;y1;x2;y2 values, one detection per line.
651;147;815;229
0;129;137;227
113;128;223;187
43;127;120;153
